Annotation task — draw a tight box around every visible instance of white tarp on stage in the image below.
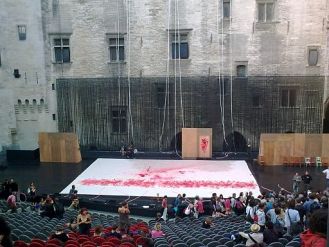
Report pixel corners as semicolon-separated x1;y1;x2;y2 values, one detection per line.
61;158;260;198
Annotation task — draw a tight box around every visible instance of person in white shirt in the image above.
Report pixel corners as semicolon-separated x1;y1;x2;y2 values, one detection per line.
239;224;264;247
322;168;329;188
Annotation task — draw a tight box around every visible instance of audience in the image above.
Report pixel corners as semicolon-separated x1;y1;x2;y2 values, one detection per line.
0;217;12;247
77;208;92;235
301;208;327;247
151;223;165;239
239;224;264;247
49;227;68;243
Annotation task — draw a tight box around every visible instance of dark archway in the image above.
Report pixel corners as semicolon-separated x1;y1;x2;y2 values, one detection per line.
223;131;247;152
323;101;329;133
170;132;182;151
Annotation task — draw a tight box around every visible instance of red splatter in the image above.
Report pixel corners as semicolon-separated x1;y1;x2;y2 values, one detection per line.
80;178;257;189
200;137;209;153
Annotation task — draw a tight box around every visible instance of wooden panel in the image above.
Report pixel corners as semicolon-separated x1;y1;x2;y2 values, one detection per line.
305;134;322;157
322;134;329;158
259;133;329;165
182;128;212;159
39;132;81;163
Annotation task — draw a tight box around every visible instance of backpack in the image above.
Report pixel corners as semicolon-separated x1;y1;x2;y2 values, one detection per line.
309;201;320;214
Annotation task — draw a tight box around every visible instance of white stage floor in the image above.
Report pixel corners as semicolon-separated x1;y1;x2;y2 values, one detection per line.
61;159;260;198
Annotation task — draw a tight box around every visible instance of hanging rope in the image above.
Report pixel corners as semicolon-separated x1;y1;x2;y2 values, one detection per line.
217;0;228;149
159;0;171;151
229;0;236;152
126;0;134;141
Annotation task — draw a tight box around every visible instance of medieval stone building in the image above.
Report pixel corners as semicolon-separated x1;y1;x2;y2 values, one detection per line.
1;0;328;152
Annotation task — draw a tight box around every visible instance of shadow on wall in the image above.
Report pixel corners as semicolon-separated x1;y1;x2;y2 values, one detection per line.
223;131;247;152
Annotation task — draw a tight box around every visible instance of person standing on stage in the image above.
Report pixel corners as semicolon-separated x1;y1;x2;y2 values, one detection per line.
322;168;329;189
161;195;168;221
118;202;130;233
301;171;312;192
292;173;302;194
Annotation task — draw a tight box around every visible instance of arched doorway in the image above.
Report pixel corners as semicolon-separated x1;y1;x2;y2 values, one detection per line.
323;100;329;133
223;131;247;152
170;132;182;152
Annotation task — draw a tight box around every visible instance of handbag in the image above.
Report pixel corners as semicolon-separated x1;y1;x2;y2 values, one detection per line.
287;209;303;235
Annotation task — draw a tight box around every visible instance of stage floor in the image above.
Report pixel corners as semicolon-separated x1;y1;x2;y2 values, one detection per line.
61;158;260;198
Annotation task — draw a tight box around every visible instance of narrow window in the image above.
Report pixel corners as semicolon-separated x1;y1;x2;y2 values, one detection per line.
258;2;274;22
308;48;319;66
53;38;70;63
109;37;125;62
52;114;56;120
223;0;231;18
237;65;247;77
172;33;189;59
252;95;261;107
157;86;166;108
281;89;297;107
18;25;27;40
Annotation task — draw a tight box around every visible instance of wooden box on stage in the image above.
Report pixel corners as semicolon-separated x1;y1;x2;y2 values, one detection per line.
182;128;212;159
39;132;81;163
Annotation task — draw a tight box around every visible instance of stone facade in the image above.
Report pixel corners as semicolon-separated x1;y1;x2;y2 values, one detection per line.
0;0;328;151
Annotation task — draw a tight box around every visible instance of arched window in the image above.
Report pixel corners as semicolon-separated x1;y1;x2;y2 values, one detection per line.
32;99;37;105
40;99;44;105
25;99;29;105
17;99;22;105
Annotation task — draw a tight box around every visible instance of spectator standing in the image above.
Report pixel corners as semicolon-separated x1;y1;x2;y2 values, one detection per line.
118;202;130;233
285;200;301;236
302;171;312;192
161;195;167;221
256;203;266;232
292;173;302;194
194;196;204;218
322;168;329;189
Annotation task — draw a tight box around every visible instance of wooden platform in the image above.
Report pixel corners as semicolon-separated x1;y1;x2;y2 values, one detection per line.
39;132;81;163
259;133;329;165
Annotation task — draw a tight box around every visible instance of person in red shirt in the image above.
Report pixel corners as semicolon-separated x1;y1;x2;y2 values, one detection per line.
301;208;327;247
194;196;205;218
6;192;17;213
161;195;167;221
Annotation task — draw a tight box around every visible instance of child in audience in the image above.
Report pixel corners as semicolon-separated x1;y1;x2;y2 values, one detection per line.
151;223;165;239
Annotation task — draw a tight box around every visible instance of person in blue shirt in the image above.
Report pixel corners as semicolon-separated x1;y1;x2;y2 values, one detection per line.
285;199;301;236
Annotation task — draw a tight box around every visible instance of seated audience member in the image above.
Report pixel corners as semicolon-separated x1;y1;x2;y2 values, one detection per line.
151;223;165;239
105;225;122;239
7;192;17;213
50;227;69;243
77;208;92;235
121;233;135;245
155;212;164;222
41;195;55;218
263;222;279;245
202;217;213;229
239;224;264;247
301;209;327;247
68;198;80;211
1;179;10;200
93;226;104;238
0;217;12;247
